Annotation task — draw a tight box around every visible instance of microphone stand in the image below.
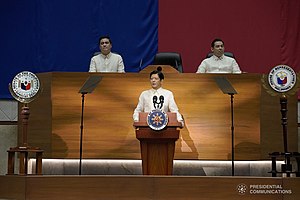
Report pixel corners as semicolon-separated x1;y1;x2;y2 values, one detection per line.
229;93;235;176
79;92;87;175
214;76;237;176
78;75;102;175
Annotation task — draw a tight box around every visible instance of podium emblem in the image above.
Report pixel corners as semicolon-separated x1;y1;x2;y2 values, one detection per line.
268;65;296;93
9;71;40;103
147;109;168;131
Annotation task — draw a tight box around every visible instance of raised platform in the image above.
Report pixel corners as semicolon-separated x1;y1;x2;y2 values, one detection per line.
0;175;299;200
26;159;288;177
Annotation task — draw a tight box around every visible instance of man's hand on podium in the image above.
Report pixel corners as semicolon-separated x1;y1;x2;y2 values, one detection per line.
179;120;184;128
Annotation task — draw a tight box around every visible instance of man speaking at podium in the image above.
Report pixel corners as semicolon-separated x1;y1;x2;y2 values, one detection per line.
133;67;184;127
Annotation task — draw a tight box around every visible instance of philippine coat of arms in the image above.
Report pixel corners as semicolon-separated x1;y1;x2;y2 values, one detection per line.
147;109;168;131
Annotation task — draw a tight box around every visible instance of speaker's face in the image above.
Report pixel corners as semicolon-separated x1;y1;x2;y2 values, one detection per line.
150;74;162;90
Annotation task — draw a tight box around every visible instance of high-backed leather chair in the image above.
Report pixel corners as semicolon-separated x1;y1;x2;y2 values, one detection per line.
153;52;183;73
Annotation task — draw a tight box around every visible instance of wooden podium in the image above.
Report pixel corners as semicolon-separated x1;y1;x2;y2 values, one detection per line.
134;112;181;175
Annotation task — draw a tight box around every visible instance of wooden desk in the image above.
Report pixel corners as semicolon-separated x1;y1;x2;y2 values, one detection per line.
20;67;298;160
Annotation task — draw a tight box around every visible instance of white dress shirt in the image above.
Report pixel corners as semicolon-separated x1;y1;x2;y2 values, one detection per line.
196;55;241;73
89;52;125;72
133;87;183;123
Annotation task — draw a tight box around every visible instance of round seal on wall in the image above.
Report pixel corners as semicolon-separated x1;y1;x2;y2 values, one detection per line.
268;65;296;93
147;109;168;131
9;71;40;103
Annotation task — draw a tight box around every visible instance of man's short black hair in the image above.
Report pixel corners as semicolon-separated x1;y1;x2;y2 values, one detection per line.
150;66;164;80
99;35;112;45
211;38;224;48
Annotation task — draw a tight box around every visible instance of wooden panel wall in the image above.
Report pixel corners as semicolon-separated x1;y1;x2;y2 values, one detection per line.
21;66;298;160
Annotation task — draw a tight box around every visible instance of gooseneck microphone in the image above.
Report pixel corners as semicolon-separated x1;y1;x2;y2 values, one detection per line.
153;96;158;108
153;95;164;109
159;95;164;109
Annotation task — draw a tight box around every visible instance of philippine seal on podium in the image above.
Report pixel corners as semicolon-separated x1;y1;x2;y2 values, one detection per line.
147;109;168;131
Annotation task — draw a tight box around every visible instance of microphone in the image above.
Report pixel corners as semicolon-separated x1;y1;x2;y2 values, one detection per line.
159;95;164;109
153;95;158;109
